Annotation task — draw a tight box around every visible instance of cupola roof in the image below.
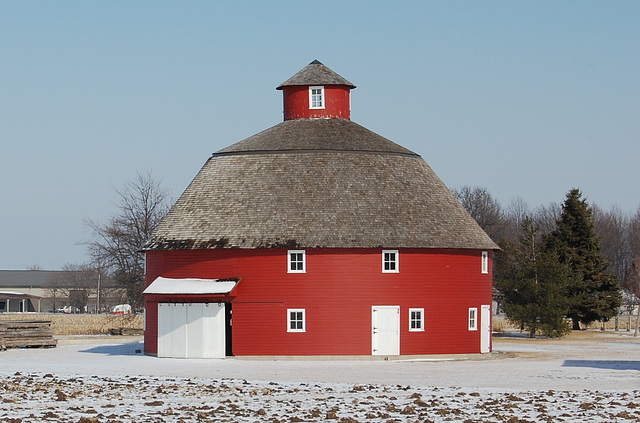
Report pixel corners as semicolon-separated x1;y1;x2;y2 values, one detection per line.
277;60;356;90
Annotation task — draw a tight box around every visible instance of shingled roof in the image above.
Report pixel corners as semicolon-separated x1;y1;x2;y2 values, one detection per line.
146;118;498;251
277;60;356;89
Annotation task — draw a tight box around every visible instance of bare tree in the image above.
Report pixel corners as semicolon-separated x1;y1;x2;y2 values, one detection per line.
44;274;66;313
592;205;631;284
63;264;98;313
625;257;640;336
453;186;506;242
84;171;171;308
630;206;640;259
44;265;96;313
503;197;531;244
621;206;640;332
533;202;561;235
93;271;125;313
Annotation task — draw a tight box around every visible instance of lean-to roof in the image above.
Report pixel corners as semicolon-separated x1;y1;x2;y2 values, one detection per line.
146;119;498;251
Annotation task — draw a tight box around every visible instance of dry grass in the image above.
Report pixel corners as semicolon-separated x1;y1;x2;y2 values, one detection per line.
492;313;639;334
2;312;636;336
0;313;143;336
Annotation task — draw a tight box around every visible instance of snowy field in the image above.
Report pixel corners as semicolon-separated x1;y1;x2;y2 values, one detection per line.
1;330;639;422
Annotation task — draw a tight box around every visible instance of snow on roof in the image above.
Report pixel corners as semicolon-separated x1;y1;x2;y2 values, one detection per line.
0;290;43;299
142;277;239;295
0;290;29;296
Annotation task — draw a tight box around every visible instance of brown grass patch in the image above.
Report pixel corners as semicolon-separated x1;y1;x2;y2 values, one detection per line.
492;313;639;334
0;313;143;336
2;312;636;336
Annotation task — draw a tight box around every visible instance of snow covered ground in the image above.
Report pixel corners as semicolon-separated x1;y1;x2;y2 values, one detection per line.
1;330;639;422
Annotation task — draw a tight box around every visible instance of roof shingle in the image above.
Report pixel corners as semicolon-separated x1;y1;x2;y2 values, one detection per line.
146;119;498;251
277;60;356;90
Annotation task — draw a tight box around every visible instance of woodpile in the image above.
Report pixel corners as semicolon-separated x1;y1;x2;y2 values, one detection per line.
0;320;57;350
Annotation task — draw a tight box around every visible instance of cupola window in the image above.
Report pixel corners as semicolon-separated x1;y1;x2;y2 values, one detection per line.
309;86;324;109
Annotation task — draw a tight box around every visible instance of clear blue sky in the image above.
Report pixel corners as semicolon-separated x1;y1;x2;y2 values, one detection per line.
1;1;638;269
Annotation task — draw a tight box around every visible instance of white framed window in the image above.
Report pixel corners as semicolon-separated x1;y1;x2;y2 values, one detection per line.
409;308;424;332
287;309;306;332
382;250;399;273
288;250;306;273
309;86;324;109
468;308;478;331
481;251;488;274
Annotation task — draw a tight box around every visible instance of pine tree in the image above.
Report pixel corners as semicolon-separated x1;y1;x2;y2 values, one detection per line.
544;189;622;330
495;217;571;337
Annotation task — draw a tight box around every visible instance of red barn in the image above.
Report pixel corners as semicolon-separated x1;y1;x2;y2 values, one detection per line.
143;60;498;358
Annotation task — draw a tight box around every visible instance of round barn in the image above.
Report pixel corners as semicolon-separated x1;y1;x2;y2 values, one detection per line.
142;60;498;358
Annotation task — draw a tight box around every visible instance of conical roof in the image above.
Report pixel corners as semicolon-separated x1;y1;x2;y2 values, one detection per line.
146;118;498;251
277;60;356;89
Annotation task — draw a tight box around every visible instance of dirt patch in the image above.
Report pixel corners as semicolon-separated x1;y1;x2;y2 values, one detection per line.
1;371;638;422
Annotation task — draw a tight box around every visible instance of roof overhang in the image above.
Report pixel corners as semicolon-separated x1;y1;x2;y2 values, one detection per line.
142;277;240;296
0;290;43;300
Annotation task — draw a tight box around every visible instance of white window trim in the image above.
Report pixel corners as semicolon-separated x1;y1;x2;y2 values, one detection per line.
409;308;425;332
382;250;399;273
288;250;306;273
309;86;325;109
468;307;478;331
481;251;489;274
287;309;306;332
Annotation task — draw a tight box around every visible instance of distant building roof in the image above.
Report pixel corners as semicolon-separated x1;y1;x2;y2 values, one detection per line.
277;59;356;89
0;270;71;289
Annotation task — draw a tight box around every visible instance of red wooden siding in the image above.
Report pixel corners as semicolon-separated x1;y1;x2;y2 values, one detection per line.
281;85;351;120
144;248;492;356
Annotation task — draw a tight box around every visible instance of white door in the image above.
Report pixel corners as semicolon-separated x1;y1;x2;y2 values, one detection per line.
480;304;491;353
186;302;226;358
372;306;400;356
157;302;226;358
158;303;188;358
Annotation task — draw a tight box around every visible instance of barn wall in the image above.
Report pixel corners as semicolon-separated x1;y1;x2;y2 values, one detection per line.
282;86;351;120
144;248;492;356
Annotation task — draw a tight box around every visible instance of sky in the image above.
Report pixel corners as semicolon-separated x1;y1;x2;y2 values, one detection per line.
1;1;638;270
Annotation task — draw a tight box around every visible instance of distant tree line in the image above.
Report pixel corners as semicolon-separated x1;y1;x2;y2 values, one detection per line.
454;186;636;336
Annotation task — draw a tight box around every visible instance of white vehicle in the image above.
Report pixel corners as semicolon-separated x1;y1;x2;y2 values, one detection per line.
110;304;132;315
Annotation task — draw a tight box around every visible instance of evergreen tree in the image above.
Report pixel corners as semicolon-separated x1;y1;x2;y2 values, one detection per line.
544;189;622;330
495;217;571;337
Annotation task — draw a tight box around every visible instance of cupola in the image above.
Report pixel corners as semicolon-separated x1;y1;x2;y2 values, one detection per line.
277;60;356;121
